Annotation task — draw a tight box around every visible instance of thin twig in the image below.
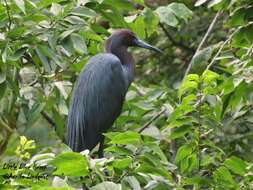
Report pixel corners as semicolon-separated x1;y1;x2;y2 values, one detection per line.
138;108;166;133
4;0;12;30
159;23;194;53
206;27;240;70
41;111;56;128
196;12;222;53
184;12;222;79
192;27;241;108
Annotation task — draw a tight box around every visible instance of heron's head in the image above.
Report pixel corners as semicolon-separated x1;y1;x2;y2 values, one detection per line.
106;29;162;53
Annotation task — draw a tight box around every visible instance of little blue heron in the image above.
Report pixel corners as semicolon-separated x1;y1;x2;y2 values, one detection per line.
67;29;162;157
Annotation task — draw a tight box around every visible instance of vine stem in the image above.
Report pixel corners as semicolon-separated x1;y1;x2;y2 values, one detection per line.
184;11;222;79
4;0;12;30
197;86;202;171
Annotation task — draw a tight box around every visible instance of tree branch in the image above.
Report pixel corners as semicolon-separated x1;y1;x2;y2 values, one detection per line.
206;27;241;70
41;111;56;128
138;108;166;133
159;23;195;53
184;11;222;79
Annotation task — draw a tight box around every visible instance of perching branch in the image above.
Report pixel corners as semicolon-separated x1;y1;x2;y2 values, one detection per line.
4;0;12;30
159;23;195;53
138;108;166;133
184;11;222;79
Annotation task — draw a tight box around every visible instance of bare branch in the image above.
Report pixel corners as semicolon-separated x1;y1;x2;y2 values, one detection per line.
206;27;240;70
138;108;166;133
184;11;222;79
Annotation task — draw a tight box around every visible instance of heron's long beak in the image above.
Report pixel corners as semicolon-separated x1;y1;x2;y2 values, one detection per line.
134;39;163;53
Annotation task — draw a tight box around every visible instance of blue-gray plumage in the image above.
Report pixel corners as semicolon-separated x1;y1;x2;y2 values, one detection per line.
67;29;162;157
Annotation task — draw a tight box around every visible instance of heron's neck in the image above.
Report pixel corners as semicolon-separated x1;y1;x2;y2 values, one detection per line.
106;41;135;84
106;39;135;65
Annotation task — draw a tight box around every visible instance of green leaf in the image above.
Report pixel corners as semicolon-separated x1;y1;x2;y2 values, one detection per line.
71;7;97;18
208;0;224;8
122;176;141;190
219;77;234;95
170;125;192;139
35;46;51;73
168;3;193;22
213;166;236;187
27;102;46;126
156;3;192;27
14;0;26;14
175;143;195;164
202;70;220;84
50;152;89;177
0;72;6;84
54;81;72;99
230;6;253;27
130;16;145;39
50;3;63;16
105;146;133;155
195;0;208;6
71;33;87;54
59;29;76;41
78;0;104;5
2;44;8;63
28;153;55;166
9;47;28;61
224;156;247;176
135;163;172;180
179;75;199;98
112;158;132;170
232;24;253;48
156;6;178;27
191;47;213;74
106;131;141;145
90;182;121;190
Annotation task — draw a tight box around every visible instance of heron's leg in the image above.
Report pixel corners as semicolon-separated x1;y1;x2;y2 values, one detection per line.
98;136;105;158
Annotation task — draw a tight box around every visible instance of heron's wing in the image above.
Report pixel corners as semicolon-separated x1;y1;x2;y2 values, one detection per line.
67;53;127;152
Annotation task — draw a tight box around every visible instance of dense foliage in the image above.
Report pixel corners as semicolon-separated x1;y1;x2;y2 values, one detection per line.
0;0;253;189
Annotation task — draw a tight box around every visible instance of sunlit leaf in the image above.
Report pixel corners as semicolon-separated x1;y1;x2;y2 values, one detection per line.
90;182;121;190
50;152;89;177
14;0;26;14
224;156;247;176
